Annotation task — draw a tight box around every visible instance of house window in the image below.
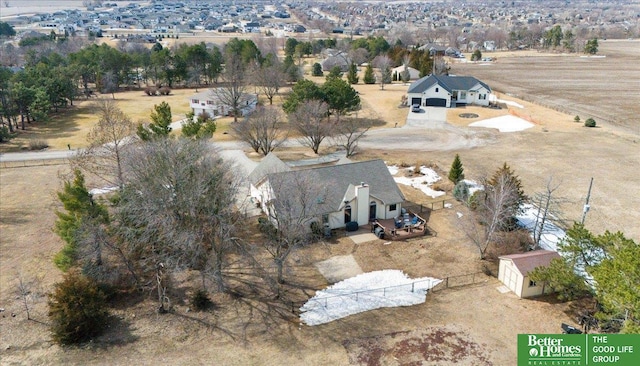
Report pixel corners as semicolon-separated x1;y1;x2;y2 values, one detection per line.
460;91;467;99
435;87;439;92
479;94;486;100
389;204;397;211
529;280;537;287
192;99;199;104
322;214;329;224
206;100;214;105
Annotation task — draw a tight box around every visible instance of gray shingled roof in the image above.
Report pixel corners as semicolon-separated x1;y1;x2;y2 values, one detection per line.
266;159;404;215
247;153;291;186
407;75;491;94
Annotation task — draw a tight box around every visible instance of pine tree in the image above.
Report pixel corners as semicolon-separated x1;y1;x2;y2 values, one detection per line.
346;62;359;84
311;62;323;77
363;63;376;84
53;170;109;271
448;154;465;183
488;162;527;210
137;101;173;140
48;270;109;345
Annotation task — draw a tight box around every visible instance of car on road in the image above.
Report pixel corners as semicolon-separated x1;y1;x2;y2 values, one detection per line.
411;104;421;113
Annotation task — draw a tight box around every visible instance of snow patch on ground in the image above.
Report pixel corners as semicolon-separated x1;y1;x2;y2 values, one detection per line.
516;203;565;252
391;166;446;198
497;99;524;108
461;179;483;196
387;165;399;175
89;186;119;195
300;270;442;326
469;115;534;132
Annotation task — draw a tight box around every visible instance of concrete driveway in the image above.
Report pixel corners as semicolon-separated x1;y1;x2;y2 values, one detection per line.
405;107;447;128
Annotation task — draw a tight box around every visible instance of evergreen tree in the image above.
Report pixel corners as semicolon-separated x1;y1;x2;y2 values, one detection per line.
488;162;527;212
363;63;376;84
48;271;109;345
327;66;342;79
137;101;173;141
311;62;323;77
346;62;359;84
53;170;109;271
584;38;598;54
448;154;465;183
181;111;216;139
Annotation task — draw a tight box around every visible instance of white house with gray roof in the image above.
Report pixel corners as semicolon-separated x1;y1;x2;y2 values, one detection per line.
248;157;404;230
407;75;492;108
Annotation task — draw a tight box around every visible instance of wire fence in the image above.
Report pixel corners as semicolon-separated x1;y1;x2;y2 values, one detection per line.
300;272;488;311
0;158;68;169
405;198;456;213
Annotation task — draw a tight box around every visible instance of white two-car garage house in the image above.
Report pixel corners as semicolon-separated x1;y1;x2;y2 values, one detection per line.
407;75;492;108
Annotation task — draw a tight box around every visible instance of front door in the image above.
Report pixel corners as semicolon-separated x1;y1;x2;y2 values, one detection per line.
369;201;376;221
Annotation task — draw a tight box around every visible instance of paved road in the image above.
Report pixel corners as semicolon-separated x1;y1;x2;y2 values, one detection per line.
1;119;489;163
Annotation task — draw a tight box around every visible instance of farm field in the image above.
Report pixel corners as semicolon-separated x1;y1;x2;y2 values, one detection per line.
450;39;640;136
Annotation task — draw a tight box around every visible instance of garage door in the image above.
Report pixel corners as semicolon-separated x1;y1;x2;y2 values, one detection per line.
411;98;422;106
425;98;447;107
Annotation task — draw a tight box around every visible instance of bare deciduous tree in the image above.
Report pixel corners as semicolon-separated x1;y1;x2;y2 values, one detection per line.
331;116;371;157
460;173;521;259
374;55;392;90
531;178;567;249
212;52;247;123
290;99;331;154
251;61;285;105
73;99;135;189
116;139;241;310
233;106;287;155
263;170;328;287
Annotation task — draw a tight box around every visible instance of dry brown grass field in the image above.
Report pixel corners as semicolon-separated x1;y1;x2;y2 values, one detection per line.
450;39;640;135
1;40;639;365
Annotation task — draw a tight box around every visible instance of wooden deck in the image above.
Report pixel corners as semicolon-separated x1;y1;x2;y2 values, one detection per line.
371;211;430;241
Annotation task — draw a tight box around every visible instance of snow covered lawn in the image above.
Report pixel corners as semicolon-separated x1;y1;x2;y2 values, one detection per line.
300;270;442;326
387;165;446;198
469;115;534;132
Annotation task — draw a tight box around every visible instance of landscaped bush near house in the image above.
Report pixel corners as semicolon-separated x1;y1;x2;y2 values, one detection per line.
48;271;109;345
584;118;596;127
28;139;48;150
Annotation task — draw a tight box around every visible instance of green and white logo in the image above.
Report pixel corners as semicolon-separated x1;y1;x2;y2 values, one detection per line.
518;334;640;366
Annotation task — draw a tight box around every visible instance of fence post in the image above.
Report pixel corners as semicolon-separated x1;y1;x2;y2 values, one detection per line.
472;273;475;284
411;282;415;293
384;287;386;296
446;277;449;288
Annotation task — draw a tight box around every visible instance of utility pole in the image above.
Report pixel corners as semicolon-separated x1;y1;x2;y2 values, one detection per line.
580;177;594;225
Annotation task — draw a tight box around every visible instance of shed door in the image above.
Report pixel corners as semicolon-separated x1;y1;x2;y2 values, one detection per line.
425;98;447;107
504;267;517;291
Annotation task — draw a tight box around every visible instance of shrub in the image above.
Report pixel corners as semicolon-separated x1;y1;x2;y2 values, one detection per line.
190;289;213;311
28;139;48;150
574;115;580;123
584;118;596;127
48;271;109;345
0;125;10;142
453;180;470;202
159;86;171;95
258;216;277;239
144;86;158;96
311;62;323;77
